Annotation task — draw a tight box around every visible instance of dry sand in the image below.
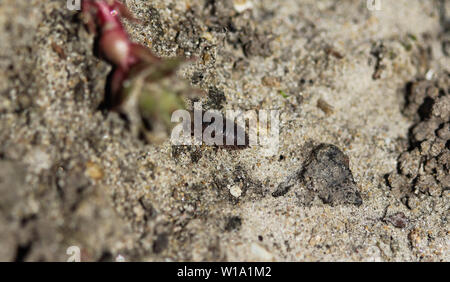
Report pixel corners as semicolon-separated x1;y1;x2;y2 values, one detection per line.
0;0;448;261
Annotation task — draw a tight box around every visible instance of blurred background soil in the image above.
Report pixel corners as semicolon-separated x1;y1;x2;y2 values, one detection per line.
0;0;448;261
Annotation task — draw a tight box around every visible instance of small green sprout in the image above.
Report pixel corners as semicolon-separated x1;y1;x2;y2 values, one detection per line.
279;90;289;99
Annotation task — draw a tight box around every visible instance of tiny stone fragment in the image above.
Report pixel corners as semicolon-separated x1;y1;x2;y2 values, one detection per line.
261;76;281;88
317;98;334;115
385;212;409;229
229;184;242;198
233;0;253;13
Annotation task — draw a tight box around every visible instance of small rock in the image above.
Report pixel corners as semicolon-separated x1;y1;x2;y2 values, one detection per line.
261;76;281;88
317;98;334;115
301;144;363;206
385;212;408;228
85;162;104;180
229;184;242;198
233;0;253;13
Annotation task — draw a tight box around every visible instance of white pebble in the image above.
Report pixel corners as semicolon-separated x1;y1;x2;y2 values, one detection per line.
233;0;253;13
229;185;242;198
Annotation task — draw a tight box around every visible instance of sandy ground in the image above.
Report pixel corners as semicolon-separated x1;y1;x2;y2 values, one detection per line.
0;0;448;261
